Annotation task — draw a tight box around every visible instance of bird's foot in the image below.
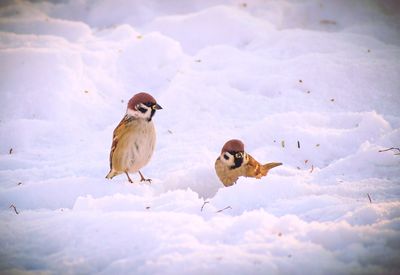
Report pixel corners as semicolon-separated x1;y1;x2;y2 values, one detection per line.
138;171;152;183
125;172;134;183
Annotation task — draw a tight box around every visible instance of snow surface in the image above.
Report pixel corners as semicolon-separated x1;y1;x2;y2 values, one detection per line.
1;0;400;274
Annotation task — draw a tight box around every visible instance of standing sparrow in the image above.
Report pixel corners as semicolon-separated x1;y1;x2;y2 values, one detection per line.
215;139;282;187
106;92;162;183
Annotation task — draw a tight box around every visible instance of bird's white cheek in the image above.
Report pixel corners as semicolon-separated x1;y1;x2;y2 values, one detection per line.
126;108;139;118
126;108;149;119
220;154;235;166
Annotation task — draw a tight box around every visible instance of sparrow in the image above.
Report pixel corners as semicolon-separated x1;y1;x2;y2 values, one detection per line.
215;139;282;187
105;92;162;183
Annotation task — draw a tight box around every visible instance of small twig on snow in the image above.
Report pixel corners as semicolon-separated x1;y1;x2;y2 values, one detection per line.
310;165;314;173
216;206;232;213
378;147;400;155
297;141;301;149
367;193;372;204
9;204;19;215
9;148;13;154
200;201;209;212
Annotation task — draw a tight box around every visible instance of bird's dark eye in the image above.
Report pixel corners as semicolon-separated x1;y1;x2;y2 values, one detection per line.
223;154;229;160
144;102;153;107
138;107;147;113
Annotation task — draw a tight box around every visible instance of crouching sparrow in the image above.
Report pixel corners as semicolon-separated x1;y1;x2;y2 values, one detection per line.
215;139;282;187
106;92;162;183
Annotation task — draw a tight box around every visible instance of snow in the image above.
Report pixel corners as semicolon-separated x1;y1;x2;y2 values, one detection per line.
1;0;400;274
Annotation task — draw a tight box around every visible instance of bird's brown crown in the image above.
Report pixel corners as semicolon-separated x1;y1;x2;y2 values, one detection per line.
221;139;245;154
128;92;157;110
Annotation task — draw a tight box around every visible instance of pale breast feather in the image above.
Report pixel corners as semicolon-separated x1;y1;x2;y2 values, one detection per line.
130;120;156;169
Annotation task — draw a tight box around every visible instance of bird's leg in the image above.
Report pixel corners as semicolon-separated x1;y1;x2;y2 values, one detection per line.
138;171;152;183
125;171;133;183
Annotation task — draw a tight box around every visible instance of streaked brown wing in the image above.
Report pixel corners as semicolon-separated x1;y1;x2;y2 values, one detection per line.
109;115;135;169
245;154;263;178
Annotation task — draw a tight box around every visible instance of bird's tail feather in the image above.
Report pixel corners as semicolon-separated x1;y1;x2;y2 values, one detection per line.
261;162;282;175
105;170;117;179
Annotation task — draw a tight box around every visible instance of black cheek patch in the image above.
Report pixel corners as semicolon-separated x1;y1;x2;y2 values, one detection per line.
223;154;229;160
138;107;147;113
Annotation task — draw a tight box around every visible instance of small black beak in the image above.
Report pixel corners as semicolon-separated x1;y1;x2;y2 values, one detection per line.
153;103;163;110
